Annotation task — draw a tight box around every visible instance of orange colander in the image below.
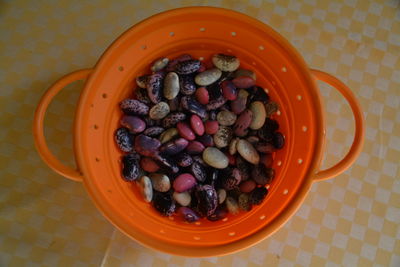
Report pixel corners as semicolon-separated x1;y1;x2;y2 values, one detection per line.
33;7;365;257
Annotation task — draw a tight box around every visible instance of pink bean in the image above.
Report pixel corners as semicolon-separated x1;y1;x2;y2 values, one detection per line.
177;122;196;140
190;115;205;136
173;173;197;192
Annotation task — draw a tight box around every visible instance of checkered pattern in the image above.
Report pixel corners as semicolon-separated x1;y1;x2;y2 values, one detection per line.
0;0;399;266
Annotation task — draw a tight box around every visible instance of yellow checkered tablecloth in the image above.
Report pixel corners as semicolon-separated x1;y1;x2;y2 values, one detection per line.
0;0;399;266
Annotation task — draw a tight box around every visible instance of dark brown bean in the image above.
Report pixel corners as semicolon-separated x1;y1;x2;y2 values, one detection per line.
251;165;275;185
196;185;218;217
115;127;134;152
120;99;149;116
134;87;151;104
222;168;242;190
180;96;207;118
191;161;207;182
122;153;140;181
160;138;189;155
154;153;179;173
272;132;285;149
175;153;193;167
134;134;161;157
175;59;201;74
146;73;163;104
179;74;196;95
162;112;186;128
143;126;164;137
249;187;268;205
197;134;214;147
206;96;227;110
153;192;176;216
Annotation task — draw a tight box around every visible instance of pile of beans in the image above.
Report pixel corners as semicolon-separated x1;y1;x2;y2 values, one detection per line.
114;53;284;222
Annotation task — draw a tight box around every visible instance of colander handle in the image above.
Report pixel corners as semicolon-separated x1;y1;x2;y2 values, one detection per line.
311;69;365;181
33;69;93;182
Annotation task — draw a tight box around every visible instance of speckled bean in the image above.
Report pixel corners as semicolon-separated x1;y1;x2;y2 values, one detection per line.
175;59;201;74
120;99;149;116
212;54;240;72
146;73;163;104
179;74;196;95
238;193;252;211
214;126;233;148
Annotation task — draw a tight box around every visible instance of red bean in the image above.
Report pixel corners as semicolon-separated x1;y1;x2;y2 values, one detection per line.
177;122;196;141
204;120;219;135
